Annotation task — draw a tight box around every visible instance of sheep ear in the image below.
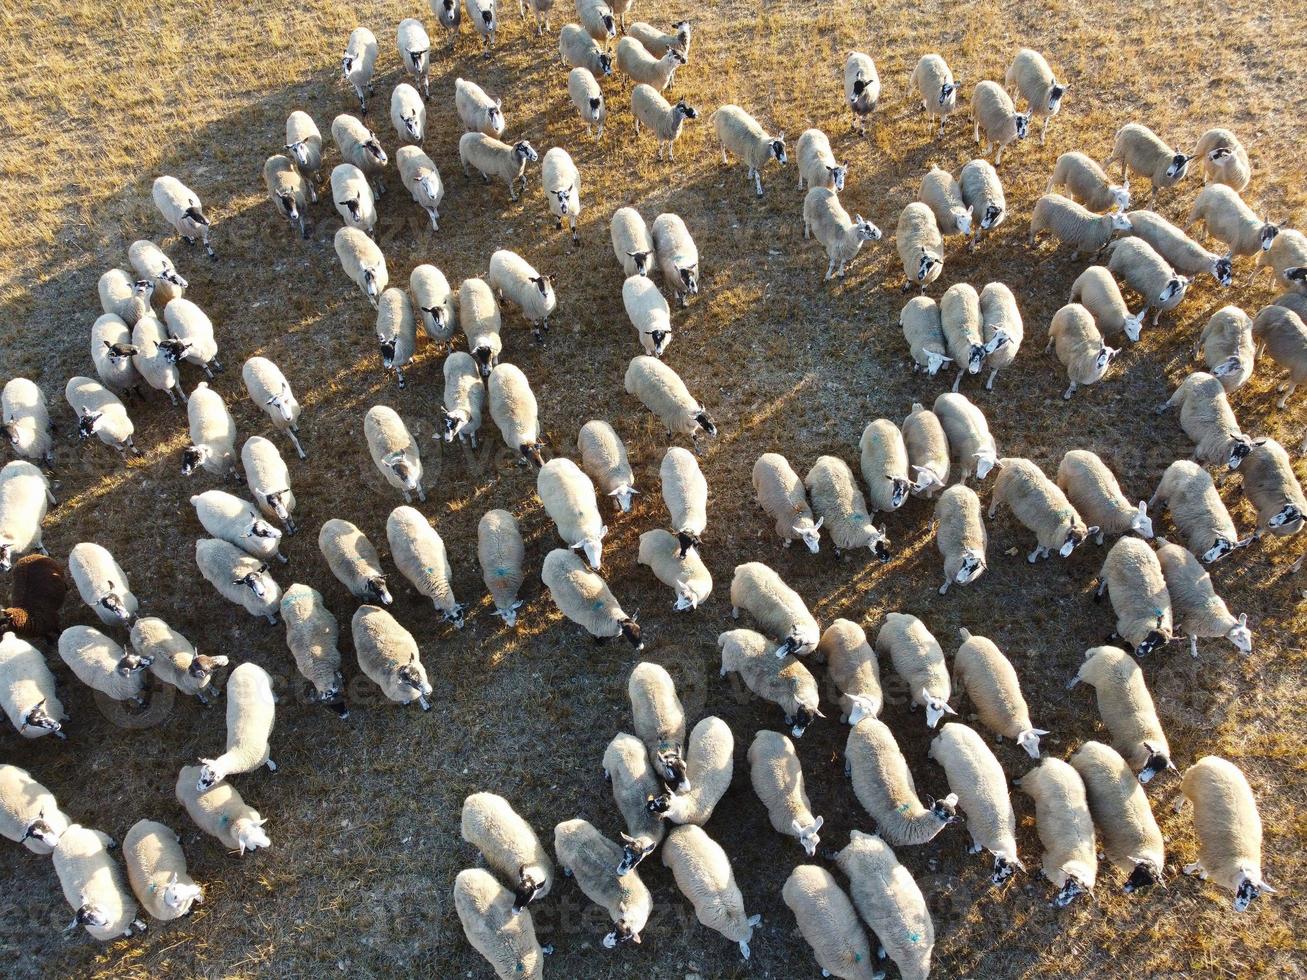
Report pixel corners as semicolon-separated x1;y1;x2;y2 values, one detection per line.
1137;501;1148;515
169;872;179;885
1237;613;1247;627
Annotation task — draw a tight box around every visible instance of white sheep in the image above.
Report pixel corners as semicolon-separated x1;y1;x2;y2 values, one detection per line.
453;868;546;980
859;418;911;513
1155;371;1253;469
351;604;433;710
455;77;505;137
540;147;580;243
131;314;187;404
520;0;554;35
729;561;819;658
181;383;238;480
720;629;822;737
628;660;689;784
163;297;221;377
460;792;553;912
318;518;391;606
611;207;654;277
98;269;154;326
625;355;717;446
835;829;935;980
1047;151;1130;212
1239;438;1306;537
1179;756;1275;911
630;85;698;162
541;548;642;649
577;0;616;42
1148;459;1244;562
242;356;305;459
942;282;1009;391
397;146;444;232
874;612;956;728
979;281;1023;390
123;819;204;921
578;420;636;511
1156;537;1252;657
242;436;297;534
461;277;503;376
1069;741;1165;892
284;110;322;200
803;455;890;560
52;825;144;939
1056;449;1152;545
552;818;652;947
442;353;485;447
1104;123;1194;200
927;722;1022;883
152;175;214;258
396;18;431;99
953;628;1046;758
374;288;417;388
627;20;690;59
844;51;880;133
411;264;456;342
1030;193;1133;258
58;625;152;705
0;763;68;852
1193;128;1251;190
1068;265;1145;342
175;765;269;855
466;0;497;54
1069;646;1174;782
68;541;137;625
264;155;311;239
131;616;229;704
959;158;1007;249
364;404;424;502
910;53;958;135
615;36;685;90
1187;183;1279;257
934;484;987;595
1129;210;1234;290
334;226;388;309
1196;306;1255;393
1;378;52;466
0;633;66;738
479;509;525;627
803;187;882;281
844;715;956;845
782;864;877;980
899;296;951;375
933;391;998;483
459;134;538;201
651;212;700;306
558;23;613;77
567;67;606;139
602;732;666;873
0;461;49;570
649;716;733;824
1046;303;1119;400
796;128;847;192
537;458;606;568
752;452;822;552
662;826;760;960
814;619;881;724
971;80;1029;165
279;583;346;715
988;456;1097;561
747;729;824;855
194;538;281;624
331;114;389;195
1255;229;1305;290
128;238;187;304
488;363;544;466
341;27;378;114
711;104;786;198
1017;758;1098;907
637;529;711;611
918;164;971;236
895;202;944;293
387;506;464;627
194;660;276;790
489;250;557;339
331;163;378;236
1005;48;1065;142
1250;304;1307;408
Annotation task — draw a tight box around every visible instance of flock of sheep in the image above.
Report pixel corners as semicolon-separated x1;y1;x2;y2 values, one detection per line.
1;1;1304;976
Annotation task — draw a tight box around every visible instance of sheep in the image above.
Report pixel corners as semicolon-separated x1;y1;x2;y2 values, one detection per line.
971;81;1029;165
394;148;443;234
601;732;666;873
374;289;417;388
0;764;68;853
935;484;987;595
0;554;68;645
1179;756;1275;911
540;147;580;243
478;510;525;627
1252;229;1307;291
628;20;690;58
1251;304;1307;407
567;67;606;139
341;27;378;114
813;619;881;725
488;364;544;466
1271;290;1307;320
719;629;823;738
747;730;824;855
1029;193;1133;258
396;18;431;99
520;0;554;35
489;251;556;340
363;405;424;503
627;661;687;789
58;625;151;705
1104;123;1193;200
2;378;52;466
98;269;154;327
264;155;310;238
895;202;944;293
331;114;389;195
796;128;847;192
637;529;711;611
466;0;497;54
194;538;281;624
782;865;877;980
537;458;606;568
280;583;346;715
284;110;322;200
941;282;1009;391
132;314;187;404
181;383;238;480
1127;208;1233;286
1069;646;1174;782
578;420;636;512
1005;48;1064;142
1193;128;1251;190
454;77;505;137
1046;303;1119;400
649;214;701;311
1155;371;1253;469
910;53;958;135
1017;758;1098;907
334;226;388;309
611;207;655;278
1047;151;1130;213
711;104;786;198
175;765;269;855
927;722;1022;882
52;825;144;940
919;164;971;236
441;354;485;449
630;86;699;165
933;391;998;483
1239;438;1306;537
411;264;456;342
0;461;48;570
899;296;951;375
662;826;760;960
453;869;546;980
559;23;613;77
753;452;822;552
835;830;935;980
461;278;504;376
1148;459;1245;562
459;134;538;201
616;36;685;90
242;437;297;534
802;187;882;281
163;297;221;377
331;163;378;236
625;355;717;446
578;0;616;43
989;456;1098;561
648;716;733;824
460;792;553;912
874;613;956;728
1195;306;1255;393
127;239;187;304
978;282;1023;390
1156;537;1252;657
841;51;880;134
952;629;1046;758
959;158;1007;250
1069;741;1165;892
1187;183;1278;258
1068;265;1145;342
242;356;305;460
859;418;911;514
152;175;214;258
552;818;652;947
68;542;137;625
123;820;203;921
803;455;890;560
541;548;642;649
351;605;433;710
729;561;819;659
0;632;65;738
1056;449;1152;545
387;506;464;627
318;518;391;606
844;715;956;845
131;617;227;705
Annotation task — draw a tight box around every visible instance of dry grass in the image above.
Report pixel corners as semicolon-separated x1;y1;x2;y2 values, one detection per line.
2;0;1305;977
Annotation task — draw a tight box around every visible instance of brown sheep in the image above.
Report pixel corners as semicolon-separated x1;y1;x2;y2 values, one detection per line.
0;555;68;643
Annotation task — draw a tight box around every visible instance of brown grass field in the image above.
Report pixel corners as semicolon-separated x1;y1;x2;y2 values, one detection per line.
2;0;1305;976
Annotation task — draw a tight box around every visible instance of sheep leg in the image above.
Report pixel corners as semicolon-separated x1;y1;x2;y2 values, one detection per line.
720;143;728;165
951;367;964;393
1182;862;1206;879
973;119;981;145
45;485;56;506
287;430;307;460
1189;634;1199;658
1027;545;1047;563
265;758;278;772
1277;382;1296;409
1063;381;1077;400
938;577;951;595
837;260;847;279
265;613;278;625
1094;577;1107;601
731;605;739;620
753;171;764;198
1040;117;1049;144
803;220;810;240
985;368;998;391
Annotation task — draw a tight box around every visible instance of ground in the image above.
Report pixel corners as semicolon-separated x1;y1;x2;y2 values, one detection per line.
1;0;1304;977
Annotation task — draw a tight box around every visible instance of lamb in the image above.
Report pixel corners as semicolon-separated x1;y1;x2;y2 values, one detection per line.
479;509;525;626
1252;228;1307;291
719;629;823;737
458;134;538;201
844;51;880;133
648;716;733;824
874;613;956;727
941;282;1008;391
1017;758;1098;907
577;0;616;43
152;175;214;258
611;207;654;278
364;405;424;502
803;455;890;560
552;818;652;947
1148;459;1244;562
541;147;580;243
747;729;824;855
1187;183;1279;257
1069;646;1173;782
899;296;951;375
1029;193;1132;258
374;288;417;388
127;238;188;304
280;583;346;715
1069;265;1145;342
1193;128;1251;190
637;529;712;611
919;164;971;236
662;826;760;960
752;452;822;552
933;391;998;483
123;820;203;921
988;456;1097;560
488;363;544;466
782;865;877;980
802;187;882;281
1;378;53;466
1056;449;1152;544
242;356;305;459
175;764;270;855
461;278;504;376
927;722;1022;882
466;0;497;54
814;620;881;725
181;383;238;480
630;85;698;162
796;128;847;192
454;77;505;137
835;830;935;980
537;458;606;568
351;605;433;709
453;869;546;980
1127;208;1233;286
331;163;378;236
394;147;443;233
460;792;553;912
58;625;152;705
1239;438;1305;537
163;297;221;377
1179;756;1275;911
132;314;187;404
387;506;464;626
628;661;687;788
1155;371;1253;469
1156;537;1252;657
558;23;613;77
859;418;912;514
622;275;673;355
284;110;323;200
1047;151;1130;213
264;155;310;238
895;202;944;293
331;114;388;195
953;629;1046;758
411;264;456;342
541;548;642;649
711;104;787;198
567;67;606;139
970;80;1029;165
52;825;144;939
68;542;137;625
844;715;956;845
1250;304;1307;407
615;36;685;90
1104;123;1194;199
578;420;636;511
979;282;1023;390
193;660;276;790
1069;741;1165;892
1005;48;1065;142
628;20;690;58
1;554;68;646
1046;303;1119;400
910;53;959;135
131;616;228;704
334;226;388;308
0;461;48;570
601;732;666;873
0;632;66;738
729;561;820;659
396;18;431;99
959;158;1007;249
318;518;391;605
625;355;717;446
194;538;281;624
341;27;378;114
935;485;987;595
0;764;68;852
242;436;297;533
